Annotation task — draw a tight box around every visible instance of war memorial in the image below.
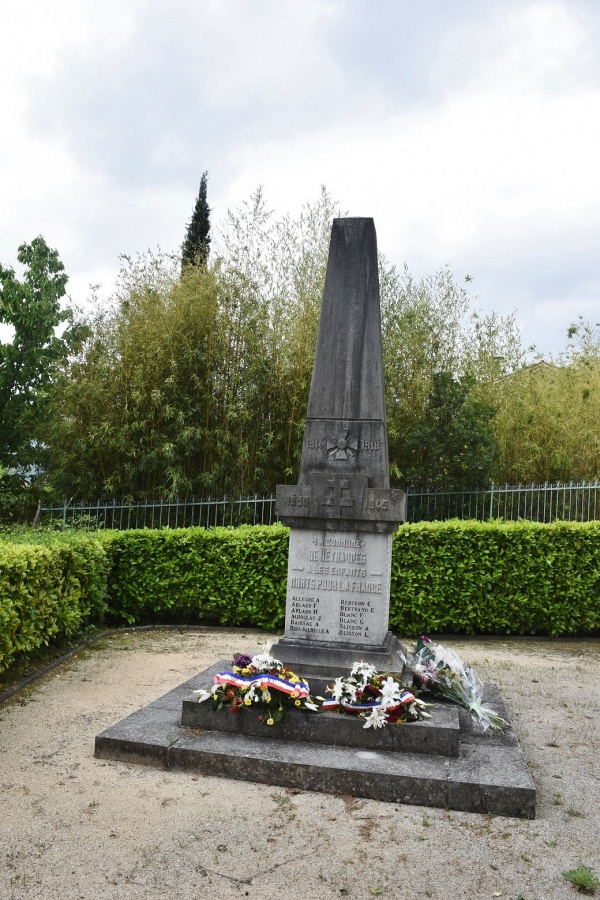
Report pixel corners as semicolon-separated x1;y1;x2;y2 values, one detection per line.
96;219;535;818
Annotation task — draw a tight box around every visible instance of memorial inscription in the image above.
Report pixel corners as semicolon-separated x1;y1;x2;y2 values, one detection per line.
284;529;391;645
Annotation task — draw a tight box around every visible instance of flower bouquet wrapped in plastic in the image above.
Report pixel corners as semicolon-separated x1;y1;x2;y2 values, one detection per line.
192;641;320;726
322;660;432;729
408;635;507;733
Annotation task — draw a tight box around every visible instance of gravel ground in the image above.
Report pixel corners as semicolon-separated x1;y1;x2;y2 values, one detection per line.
0;628;599;900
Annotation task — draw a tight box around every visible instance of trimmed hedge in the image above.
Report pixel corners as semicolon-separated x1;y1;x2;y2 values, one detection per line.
0;532;110;673
106;520;600;637
2;520;599;674
390;520;600;636
106;525;288;629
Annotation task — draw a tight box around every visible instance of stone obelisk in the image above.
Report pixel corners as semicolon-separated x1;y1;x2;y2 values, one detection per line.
273;218;406;677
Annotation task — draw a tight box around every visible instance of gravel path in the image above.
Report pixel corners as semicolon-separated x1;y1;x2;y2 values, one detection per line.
1;628;599;900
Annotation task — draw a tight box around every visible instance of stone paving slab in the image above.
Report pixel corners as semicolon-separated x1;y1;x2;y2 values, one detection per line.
95;661;536;818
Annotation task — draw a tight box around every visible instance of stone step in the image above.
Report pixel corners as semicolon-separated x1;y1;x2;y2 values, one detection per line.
271;631;408;680
181;697;460;757
179;659;459;756
95;705;534;818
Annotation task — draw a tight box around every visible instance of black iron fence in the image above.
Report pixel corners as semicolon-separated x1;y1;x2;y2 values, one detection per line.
40;481;600;530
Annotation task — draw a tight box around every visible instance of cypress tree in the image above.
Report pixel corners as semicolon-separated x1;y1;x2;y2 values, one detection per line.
182;171;211;269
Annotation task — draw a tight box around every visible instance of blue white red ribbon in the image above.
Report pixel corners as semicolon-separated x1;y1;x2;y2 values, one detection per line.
213;671;310;699
323;689;416;713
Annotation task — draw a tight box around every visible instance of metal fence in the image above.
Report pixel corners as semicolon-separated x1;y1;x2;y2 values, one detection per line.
406;481;600;524
40;481;600;530
40;495;278;531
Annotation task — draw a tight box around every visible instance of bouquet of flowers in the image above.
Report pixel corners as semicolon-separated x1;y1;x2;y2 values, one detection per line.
193;641;320;725
408;635;507;733
322;660;432;729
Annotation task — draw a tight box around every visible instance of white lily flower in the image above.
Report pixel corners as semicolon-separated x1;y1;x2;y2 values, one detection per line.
363;706;388;729
350;661;377;685
331;677;347;701
379;676;402;703
192;689;213;704
345;684;358;703
251;653;282;671
250;639;280;671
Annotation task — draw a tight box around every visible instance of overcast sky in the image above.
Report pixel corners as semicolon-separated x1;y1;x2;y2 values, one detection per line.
2;0;599;357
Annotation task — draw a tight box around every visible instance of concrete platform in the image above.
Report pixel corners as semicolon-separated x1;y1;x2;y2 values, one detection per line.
95;660;536;819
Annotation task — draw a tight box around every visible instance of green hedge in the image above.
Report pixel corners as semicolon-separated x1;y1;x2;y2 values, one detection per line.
106;525;288;629
390;520;600;636
106;520;600;637
0;532;110;673
2;521;599;675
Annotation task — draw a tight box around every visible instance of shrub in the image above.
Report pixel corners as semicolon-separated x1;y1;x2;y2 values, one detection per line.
2;519;599;676
106;525;288;629
390;520;600;636
0;531;109;673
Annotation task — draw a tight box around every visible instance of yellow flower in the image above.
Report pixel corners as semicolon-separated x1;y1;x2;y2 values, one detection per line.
244;697;251;706
290;690;298;699
295;699;301;707
213;694;218;700
267;717;274;726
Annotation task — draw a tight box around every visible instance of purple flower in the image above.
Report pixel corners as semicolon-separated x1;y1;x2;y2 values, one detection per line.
233;653;253;668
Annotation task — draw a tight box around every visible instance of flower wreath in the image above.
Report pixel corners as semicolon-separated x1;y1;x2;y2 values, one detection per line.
322;661;432;729
193;642;319;725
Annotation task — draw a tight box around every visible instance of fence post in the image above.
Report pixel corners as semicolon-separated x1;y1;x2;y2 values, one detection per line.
489;483;494;519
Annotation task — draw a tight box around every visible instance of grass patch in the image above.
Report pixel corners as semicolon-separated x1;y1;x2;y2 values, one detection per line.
561;866;600;894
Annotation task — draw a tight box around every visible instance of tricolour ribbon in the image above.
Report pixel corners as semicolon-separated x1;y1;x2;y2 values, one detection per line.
323;689;417;714
213;671;310;699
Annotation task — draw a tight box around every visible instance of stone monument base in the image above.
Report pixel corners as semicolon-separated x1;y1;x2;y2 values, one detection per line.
271;630;407;680
95;658;536;819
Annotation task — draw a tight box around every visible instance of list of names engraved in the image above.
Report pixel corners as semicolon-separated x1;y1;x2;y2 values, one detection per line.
284;530;391;646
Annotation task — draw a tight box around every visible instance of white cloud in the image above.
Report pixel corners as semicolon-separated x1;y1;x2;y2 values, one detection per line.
1;0;599;359
215;1;600;353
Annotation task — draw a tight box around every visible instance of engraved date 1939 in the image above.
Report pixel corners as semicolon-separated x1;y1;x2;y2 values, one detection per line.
286;495;310;507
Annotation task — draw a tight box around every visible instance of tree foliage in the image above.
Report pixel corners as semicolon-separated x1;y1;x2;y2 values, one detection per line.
0;238;77;465
493;321;600;483
44;189;342;500
181;171;211;269
0;238;84;519
39;188;600;502
380;263;522;484
403;372;500;489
